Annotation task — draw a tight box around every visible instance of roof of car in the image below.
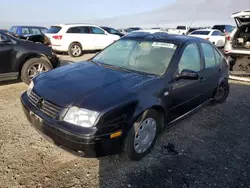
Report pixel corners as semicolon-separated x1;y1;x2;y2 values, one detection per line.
56;23;100;27
123;30;205;44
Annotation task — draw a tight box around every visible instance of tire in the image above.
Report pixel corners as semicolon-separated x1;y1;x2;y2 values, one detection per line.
212;80;230;104
124;109;160;161
68;43;82;57
20;58;52;85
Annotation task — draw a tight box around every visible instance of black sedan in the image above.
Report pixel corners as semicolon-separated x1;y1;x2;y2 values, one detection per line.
21;32;229;160
0;30;59;84
100;26;124;37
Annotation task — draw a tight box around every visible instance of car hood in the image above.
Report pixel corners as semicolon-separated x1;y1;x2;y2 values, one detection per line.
33;61;156;110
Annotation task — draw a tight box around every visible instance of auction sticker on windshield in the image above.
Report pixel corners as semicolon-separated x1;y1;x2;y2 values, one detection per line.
152;42;176;49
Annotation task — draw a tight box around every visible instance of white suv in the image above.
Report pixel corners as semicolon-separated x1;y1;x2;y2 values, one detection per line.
45;24;120;57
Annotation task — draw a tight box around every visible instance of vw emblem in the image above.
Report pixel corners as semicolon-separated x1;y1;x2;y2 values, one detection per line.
36;98;44;109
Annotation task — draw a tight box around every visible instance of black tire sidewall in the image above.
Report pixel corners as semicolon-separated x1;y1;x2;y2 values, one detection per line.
212;80;230;104
21;58;52;85
68;43;82;57
124;109;160;161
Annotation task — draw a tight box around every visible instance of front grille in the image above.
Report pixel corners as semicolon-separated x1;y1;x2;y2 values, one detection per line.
28;91;61;118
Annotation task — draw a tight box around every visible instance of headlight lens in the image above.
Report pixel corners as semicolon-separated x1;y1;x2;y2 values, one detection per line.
27;81;34;97
63;107;99;127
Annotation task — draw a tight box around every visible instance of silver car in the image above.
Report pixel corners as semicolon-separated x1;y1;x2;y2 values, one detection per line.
224;10;250;75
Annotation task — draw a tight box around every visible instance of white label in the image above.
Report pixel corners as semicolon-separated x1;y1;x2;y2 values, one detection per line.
152;42;176;49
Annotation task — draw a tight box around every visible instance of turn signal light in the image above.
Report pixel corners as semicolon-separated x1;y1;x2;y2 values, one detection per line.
110;131;122;139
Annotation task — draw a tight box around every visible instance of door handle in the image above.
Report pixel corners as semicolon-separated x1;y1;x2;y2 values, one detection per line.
200;77;205;82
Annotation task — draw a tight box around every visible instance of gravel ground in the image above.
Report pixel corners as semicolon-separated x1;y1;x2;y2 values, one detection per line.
0;54;250;188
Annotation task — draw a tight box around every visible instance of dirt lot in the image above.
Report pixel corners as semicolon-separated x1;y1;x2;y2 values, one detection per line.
0;54;250;188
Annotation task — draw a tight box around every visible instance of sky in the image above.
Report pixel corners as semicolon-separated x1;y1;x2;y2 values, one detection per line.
1;0;249;29
0;0;175;28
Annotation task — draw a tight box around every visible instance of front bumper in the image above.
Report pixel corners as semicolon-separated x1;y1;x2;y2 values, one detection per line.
20;93;123;158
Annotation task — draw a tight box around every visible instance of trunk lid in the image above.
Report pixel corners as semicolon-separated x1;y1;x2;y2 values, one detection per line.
232;10;250;27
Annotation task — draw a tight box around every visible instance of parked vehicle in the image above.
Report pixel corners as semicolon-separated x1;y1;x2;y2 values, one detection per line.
0;30;59;84
224;10;250;74
189;29;226;48
21;31;229;161
212;25;235;35
45;24;120;57
9;26;48;37
100;26;124;37
168;26;189;35
117;29;128;35
125;27;142;33
187;27;207;35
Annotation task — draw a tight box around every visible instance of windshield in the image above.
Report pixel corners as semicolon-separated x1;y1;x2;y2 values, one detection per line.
93;39;177;75
190;31;210;35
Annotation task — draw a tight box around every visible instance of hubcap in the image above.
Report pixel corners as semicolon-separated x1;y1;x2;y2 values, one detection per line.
134;118;157;154
28;63;48;79
71;45;81;56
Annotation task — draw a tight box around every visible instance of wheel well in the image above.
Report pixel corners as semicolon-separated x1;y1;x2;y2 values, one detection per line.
151;106;166;132
69;42;82;49
18;54;51;76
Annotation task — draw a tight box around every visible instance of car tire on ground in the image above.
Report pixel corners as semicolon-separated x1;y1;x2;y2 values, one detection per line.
212;80;230;104
68;42;82;57
21;58;52;85
124;109;160;161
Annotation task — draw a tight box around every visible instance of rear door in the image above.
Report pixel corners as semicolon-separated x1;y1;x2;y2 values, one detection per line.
198;42;221;102
232;11;250;27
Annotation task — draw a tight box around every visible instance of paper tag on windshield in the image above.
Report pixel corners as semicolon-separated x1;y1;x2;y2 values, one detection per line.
152;42;176;49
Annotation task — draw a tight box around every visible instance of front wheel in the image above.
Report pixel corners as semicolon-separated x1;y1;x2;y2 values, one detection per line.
21;58;52;85
212;80;230;104
124;109;160;161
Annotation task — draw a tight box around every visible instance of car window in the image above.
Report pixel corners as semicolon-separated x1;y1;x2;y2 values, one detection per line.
30;28;42;35
212;31;224;36
67;27;82;33
214;49;221;64
47;26;62;34
201;43;216;68
110;28;118;34
0;33;9;42
190;31;210;35
93;39;177;75
41;28;48;34
21;27;30;35
91;27;105;34
178;43;201;73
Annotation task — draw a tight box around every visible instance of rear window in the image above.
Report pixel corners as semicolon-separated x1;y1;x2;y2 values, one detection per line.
47;26;62;34
190;31;210;35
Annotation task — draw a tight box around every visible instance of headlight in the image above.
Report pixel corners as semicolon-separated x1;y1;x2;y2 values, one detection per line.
63;107;99;128
27;81;34;97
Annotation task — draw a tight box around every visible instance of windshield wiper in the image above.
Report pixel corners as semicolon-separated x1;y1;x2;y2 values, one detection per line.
102;63;134;73
89;60;102;66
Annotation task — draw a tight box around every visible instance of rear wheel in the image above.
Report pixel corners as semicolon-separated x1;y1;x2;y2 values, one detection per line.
20;58;52;85
68;43;82;57
212;80;230;104
124;109;160;161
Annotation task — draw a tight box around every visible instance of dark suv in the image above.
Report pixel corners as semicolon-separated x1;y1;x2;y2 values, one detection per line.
0;30;60;84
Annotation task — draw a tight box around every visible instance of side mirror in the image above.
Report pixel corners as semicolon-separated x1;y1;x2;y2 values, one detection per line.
175;69;199;80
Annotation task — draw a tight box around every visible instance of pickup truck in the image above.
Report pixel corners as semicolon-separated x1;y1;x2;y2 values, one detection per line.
168;26;189;35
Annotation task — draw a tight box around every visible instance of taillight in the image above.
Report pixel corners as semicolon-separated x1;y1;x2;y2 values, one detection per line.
52;35;63;40
226;35;231;41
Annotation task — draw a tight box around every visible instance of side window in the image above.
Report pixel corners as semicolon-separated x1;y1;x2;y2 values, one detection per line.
214;49;221;64
80;27;91;34
110;28;117;34
212;31;223;36
201;43;216;68
178;43;201;73
67;27;81;33
0;33;9;42
91;27;105;34
22;27;30;35
30;28;41;35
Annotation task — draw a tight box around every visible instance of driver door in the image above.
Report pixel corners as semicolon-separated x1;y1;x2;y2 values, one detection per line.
0;33;14;75
167;43;205;122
